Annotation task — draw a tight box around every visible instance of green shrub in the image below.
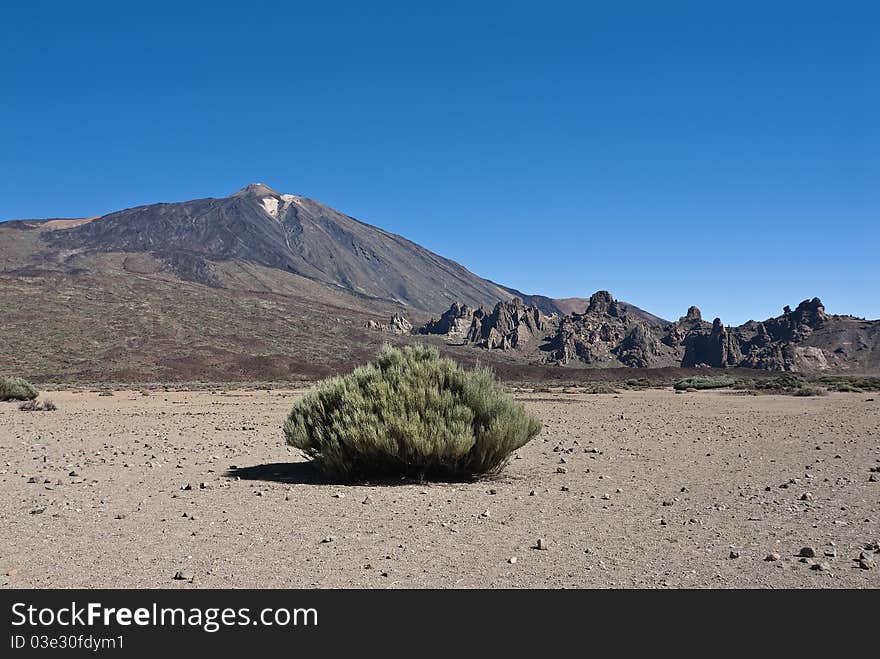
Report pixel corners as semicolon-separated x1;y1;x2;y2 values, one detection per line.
0;376;38;402
793;386;828;397
753;373;805;391
585;382;618;394
283;344;541;481
830;382;862;393
19;399;56;411
817;376;880;392
673;375;736;391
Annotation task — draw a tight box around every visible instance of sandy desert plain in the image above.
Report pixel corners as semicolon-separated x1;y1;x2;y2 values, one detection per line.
1;385;878;589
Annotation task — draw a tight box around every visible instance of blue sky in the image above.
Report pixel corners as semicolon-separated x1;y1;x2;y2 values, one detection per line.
2;1;877;324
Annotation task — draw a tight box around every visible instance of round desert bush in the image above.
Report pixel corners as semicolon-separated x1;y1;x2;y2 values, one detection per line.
283;344;541;481
0;376;38;402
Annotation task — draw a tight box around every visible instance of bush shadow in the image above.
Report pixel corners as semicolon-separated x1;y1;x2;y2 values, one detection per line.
225;461;493;487
225;462;335;485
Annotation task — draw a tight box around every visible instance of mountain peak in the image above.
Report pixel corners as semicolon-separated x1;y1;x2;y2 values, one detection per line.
233;182;280;197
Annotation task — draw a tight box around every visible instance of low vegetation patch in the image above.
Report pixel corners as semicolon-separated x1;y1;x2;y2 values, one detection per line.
792;386;827;397
673;375;736;391
18;399;57;411
815;376;880;393
283;344;541;481
0;376;38;402
584;382;618;394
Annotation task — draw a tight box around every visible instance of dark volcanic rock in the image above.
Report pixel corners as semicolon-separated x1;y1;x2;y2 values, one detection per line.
417;289;867;373
613;322;664;367
419;302;476;337
468;298;546;350
416;297;545;350
548;291;672;366
682;318;741;368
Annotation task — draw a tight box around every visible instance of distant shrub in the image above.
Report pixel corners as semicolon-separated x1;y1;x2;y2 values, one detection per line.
585;382;618;394
0;377;38;402
818;376;880;393
753;373;805;391
831;383;862;393
18;398;56;411
283;344;541;481
624;378;651;389
673;375;736;391
793;386;828;397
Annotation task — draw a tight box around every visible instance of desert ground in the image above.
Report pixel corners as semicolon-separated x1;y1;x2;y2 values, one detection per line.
1;387;878;588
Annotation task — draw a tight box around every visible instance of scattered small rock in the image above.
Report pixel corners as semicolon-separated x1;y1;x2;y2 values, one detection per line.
798;547;817;558
765;552;781;562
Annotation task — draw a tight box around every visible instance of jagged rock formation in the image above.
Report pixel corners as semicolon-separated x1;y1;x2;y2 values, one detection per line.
416;292;877;372
421;298;546;350
467;297;546;350
418;302;475;337
365;313;413;335
549;292;676;367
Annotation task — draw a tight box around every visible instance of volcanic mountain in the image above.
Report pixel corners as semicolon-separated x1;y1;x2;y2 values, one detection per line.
34;182;523;312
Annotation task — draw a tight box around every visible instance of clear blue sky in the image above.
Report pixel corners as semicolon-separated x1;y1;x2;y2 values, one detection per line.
2;1;877;324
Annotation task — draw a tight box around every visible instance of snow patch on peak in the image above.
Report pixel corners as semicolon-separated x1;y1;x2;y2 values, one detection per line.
259;197;280;218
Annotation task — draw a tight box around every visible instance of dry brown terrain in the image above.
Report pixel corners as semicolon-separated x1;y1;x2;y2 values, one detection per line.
1;388;878;588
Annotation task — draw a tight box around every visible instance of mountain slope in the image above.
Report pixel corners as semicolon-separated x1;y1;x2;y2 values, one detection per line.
40;183;517;312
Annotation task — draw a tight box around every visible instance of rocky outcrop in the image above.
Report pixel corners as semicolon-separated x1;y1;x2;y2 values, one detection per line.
613;322;664;367
467;298;546;350
417;297;545;350
365;313;412;335
548;292;673;366
416;293;851;372
419;302;475;337
681;318;742;368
